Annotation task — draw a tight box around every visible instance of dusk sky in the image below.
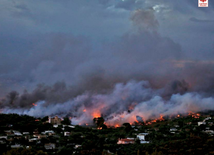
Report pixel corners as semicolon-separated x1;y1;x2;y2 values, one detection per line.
0;0;214;97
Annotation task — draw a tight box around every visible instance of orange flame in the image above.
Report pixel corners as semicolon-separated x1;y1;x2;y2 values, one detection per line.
83;109;86;112
32;103;37;106
115;124;120;128
92;112;101;118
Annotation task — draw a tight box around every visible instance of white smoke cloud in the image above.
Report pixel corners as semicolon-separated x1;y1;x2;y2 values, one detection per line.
3;80;214;125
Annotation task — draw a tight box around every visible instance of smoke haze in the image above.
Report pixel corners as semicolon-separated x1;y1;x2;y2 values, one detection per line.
0;1;214;125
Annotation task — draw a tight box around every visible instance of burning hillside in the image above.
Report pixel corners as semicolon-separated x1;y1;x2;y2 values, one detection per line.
1;80;214;126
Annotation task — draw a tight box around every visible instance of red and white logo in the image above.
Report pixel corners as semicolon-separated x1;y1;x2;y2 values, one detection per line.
198;0;208;7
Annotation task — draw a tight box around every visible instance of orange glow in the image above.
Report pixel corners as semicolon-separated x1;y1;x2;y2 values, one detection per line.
159;114;164;121
83;109;86;112
115;124;120;128
92;112;101;118
144;114;165;125
177;114;180;117
188;112;200;118
32;103;37;106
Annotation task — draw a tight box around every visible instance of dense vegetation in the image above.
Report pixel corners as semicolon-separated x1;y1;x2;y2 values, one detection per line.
0;113;214;155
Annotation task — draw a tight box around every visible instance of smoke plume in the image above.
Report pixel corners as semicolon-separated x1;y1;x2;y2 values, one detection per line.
1;7;214;126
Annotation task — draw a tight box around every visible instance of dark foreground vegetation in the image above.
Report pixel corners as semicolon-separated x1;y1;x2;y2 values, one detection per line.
0;111;214;155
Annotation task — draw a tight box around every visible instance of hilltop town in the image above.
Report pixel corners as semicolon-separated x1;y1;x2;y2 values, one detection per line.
1;112;214;155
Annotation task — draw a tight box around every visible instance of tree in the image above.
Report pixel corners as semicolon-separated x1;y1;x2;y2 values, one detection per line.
61;117;71;125
122;123;132;133
41;116;48;122
93;117;105;128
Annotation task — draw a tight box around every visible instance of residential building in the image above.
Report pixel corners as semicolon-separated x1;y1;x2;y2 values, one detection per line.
117;138;135;144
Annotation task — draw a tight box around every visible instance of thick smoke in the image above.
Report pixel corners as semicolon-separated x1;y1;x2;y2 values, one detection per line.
1;7;214;125
2;80;214;125
130;9;159;31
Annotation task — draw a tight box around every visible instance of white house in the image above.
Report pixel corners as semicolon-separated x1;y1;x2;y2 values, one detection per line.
64;132;71;136
11;144;22;148
137;133;149;144
137;133;149;141
198;121;206;126
13;131;22;136
170;128;178;134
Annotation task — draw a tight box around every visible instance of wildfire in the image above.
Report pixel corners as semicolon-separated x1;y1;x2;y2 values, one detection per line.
145;114;165;125
92;112;101;118
188;112;200;118
32;103;37;106
83;109;86;112
115;124;120;128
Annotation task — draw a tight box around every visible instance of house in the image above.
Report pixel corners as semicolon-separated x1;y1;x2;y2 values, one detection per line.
23;132;30;135
68;125;75;128
0;139;7;144
198;122;206;126
12;131;22;139
74;145;82;149
137;133;149;144
117;138;135;144
29;138;38;142
174;125;180;128
38;134;47;139
170;128;178;134
64;132;71;136
48;116;61;125
44;130;55;135
198;117;213;126
44;143;56;150
204;130;214;135
33;133;40;138
5;130;14;136
137;133;149;141
11;144;22;148
53;124;59;128
0;136;7;140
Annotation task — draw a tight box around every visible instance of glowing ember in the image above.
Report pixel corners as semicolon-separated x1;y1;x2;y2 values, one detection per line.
144;114;165;125
32;103;37;106
83;109;86;112
115;124;120;128
188;112;200;118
